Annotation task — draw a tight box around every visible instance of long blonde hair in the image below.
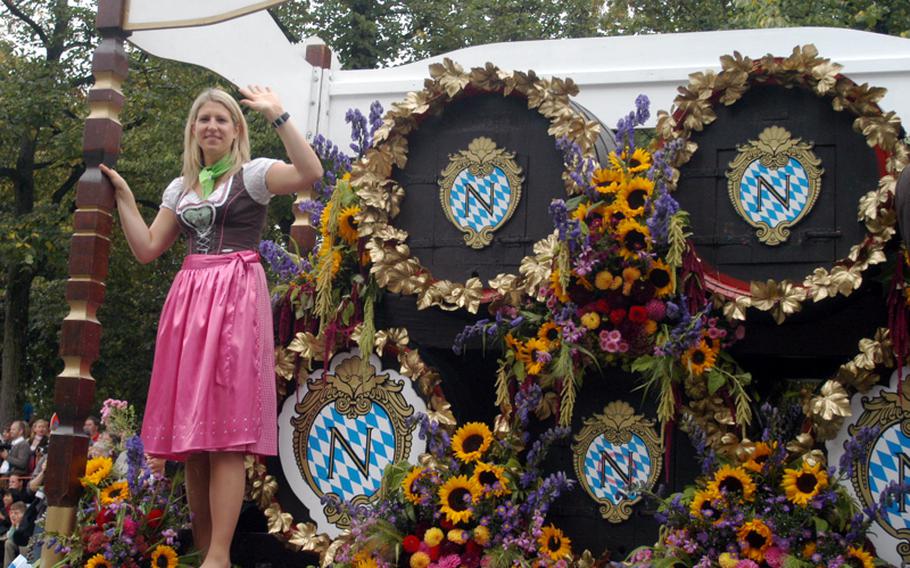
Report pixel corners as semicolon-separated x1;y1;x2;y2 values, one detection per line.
181;88;251;188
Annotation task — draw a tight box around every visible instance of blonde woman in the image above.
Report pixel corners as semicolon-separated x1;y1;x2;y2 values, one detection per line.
101;85;322;568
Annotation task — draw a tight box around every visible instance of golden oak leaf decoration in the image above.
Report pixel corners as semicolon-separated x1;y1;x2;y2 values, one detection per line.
811;61;842;95
289;522;331;552
265;504;293;534
808;380;851;422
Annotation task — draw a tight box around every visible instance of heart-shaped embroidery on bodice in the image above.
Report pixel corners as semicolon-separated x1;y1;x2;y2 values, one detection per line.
180;202;216;234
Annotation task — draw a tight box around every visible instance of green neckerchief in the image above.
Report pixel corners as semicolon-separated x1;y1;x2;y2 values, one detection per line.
198;154;234;199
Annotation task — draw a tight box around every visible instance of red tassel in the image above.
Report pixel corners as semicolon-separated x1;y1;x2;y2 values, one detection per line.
887;253;909;407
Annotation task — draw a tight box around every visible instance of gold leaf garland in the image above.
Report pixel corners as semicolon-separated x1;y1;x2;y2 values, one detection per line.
657;44;909;324
251;330;455;559
353;58;598;312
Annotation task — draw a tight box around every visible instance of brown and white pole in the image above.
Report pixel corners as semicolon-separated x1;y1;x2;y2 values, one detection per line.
41;0;128;564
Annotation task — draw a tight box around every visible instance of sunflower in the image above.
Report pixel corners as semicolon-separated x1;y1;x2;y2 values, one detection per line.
846;546;874;568
781;460;829;506
402;466;427;505
451;422;493;462
538;524;572;561
689;488;721;520
549;269;569;302
681;340;717;376
603;201;634;226
437;475;482;524
319;201;333;238
743;442;775;473
100;480;130;505
616;218;651;260
523;338;550;376
150;544;179;568
537;322;562;350
647;260;674;298
737;518;773;562
85;554;111;568
609;148;652;173
353;551;379;568
592;167;625;194
81;456;113;487
337;205;361;244
708;465;756;501
472;462;511;497
621;176;655;215
571;202;589;222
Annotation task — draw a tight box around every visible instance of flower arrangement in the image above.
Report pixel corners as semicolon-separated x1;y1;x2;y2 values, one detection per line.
454;96;752;437
625;404;904;568
44;400;194;567
329;384;576;568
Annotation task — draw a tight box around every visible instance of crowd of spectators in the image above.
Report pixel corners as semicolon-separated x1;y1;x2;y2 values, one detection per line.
0;415;105;565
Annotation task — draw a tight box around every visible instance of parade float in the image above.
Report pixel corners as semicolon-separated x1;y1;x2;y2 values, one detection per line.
40;1;910;566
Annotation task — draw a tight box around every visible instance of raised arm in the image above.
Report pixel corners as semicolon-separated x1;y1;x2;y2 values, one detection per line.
238;85;324;195
100;164;181;264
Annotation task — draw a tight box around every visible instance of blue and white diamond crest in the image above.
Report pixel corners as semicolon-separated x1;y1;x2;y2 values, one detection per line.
278;348;428;537
868;424;910;531
306;402;396;502
449;166;512;233
738;157;810;229
582;432;653;504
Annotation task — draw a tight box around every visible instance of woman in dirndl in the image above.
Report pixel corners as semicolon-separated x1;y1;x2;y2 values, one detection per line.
101;85;322;568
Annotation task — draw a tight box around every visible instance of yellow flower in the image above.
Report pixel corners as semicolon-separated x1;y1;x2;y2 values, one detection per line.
319;201;333;238
100;481;130;505
537;524;572;561
150;544;179;568
611;148;652;173
622;266;641;296
85;554;111;568
451;422;493;463
603;201;633;227
743;442;775;473
801;542;816;559
594;270;619;291
580;312;601;330
616;218;651;260
402;466;426;505
473;525;491;546
689;488;721;520
782;460;829;506
708;465;756;501
681;340;717;376
410;551;430;568
353;552;379;568
437;475;482;524
736;518;773;562
537;322;562;349
718;552;738;568
549;269;569;302
447;529;468;544
423;527;444;547
846;547;874;568
647;260;674;297
571;202;589;222
592;167;625;194
620;176;655;215
81;456;113;487
471;462;510;497
337;205;361;244
522;338;550;376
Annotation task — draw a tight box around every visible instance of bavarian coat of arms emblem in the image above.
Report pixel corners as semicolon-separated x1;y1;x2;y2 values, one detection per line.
572;401;663;523
726;126;823;246
438;137;524;249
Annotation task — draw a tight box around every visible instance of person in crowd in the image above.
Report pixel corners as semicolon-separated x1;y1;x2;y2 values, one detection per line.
0;490;10;537
1;422;31;477
100;85;322;568
3;501;26;566
83;416;101;445
28;420;48;455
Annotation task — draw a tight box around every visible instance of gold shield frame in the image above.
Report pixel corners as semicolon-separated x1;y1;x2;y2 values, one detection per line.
438;137;524;249
572;401;663;523
726;126;823;246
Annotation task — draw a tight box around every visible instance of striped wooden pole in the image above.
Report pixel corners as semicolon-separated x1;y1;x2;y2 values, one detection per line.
289;44;333;252
41;0;128;563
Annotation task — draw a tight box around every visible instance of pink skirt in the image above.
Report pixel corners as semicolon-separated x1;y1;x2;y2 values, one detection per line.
141;250;277;460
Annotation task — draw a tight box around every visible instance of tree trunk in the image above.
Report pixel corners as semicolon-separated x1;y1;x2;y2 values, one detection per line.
0;263;33;427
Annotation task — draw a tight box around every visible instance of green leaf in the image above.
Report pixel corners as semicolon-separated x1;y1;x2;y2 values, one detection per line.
707;370;725;395
813;516;829;533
